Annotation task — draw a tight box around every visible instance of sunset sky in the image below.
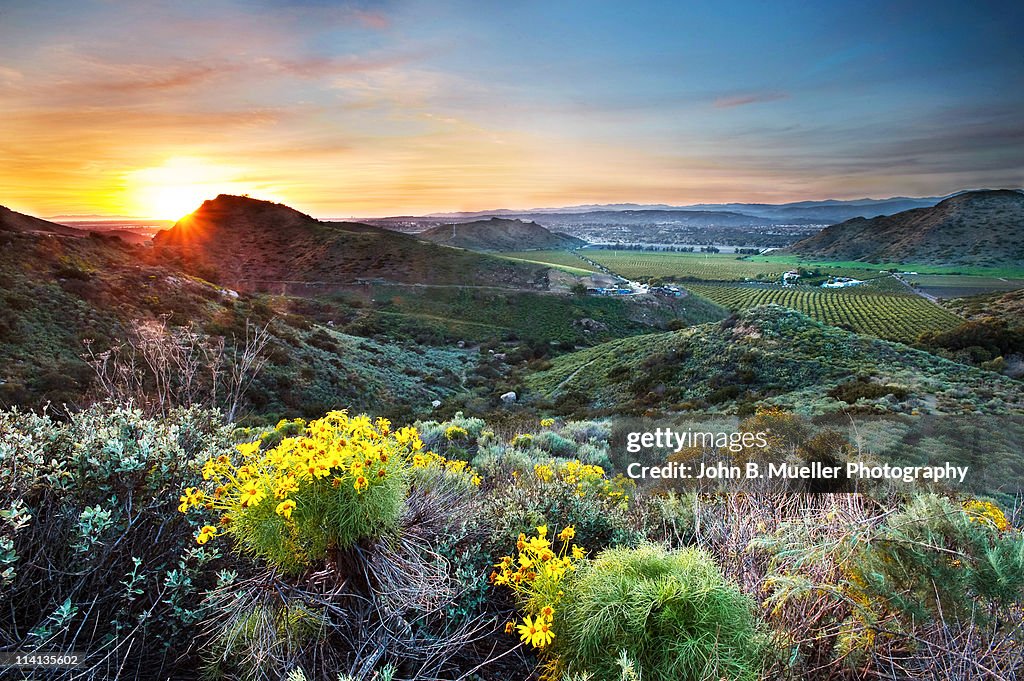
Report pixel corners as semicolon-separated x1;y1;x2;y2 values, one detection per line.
1;0;1022;219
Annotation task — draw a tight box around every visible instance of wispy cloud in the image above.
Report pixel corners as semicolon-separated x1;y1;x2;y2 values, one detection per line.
713;91;789;109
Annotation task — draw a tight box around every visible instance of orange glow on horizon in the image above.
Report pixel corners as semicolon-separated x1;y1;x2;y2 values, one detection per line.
123;158;281;221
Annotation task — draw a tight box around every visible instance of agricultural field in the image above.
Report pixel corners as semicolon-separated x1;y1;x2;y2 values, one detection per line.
751;254;1024;279
905;274;1024;299
583;250;885;282
500;250;597;274
685;282;963;343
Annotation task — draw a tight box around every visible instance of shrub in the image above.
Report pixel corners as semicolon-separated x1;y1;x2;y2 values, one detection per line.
828;378;908;404
415;411;487;460
479;458;637;559
0;405;232;677
182;411;479;575
842;495;1024;630
753;493;1024;675
554;544;765;681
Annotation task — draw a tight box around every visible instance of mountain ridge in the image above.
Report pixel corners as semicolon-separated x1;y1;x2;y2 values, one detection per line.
418;217;586;251
152;194;551;291
785;190;1024;267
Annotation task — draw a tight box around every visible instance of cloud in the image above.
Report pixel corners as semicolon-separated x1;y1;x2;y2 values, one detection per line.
348;9;390;30
61;61;232;94
713;91;789;109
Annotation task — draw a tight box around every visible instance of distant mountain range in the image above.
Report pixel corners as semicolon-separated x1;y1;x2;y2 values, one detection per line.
786;190;1024;267
420;194;985;224
419;217;586;251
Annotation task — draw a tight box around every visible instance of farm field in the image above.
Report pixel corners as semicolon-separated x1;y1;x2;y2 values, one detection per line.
751;254;1024;279
685;282;963;343
500;250;597;274
905;274;1024;299
583;250;895;281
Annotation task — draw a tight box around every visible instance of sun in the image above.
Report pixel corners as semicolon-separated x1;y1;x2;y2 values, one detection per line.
145;184;216;222
126;158;254;220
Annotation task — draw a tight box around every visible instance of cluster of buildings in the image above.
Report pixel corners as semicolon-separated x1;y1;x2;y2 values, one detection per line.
585;286;635;296
821;277;864;289
650;284;684;297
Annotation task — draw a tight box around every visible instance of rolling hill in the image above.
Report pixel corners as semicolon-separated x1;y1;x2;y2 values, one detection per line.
528;305;1023;416
418;217;586;251
1;205;83;236
153;195;551;291
0;216;479;417
786;190;1024;267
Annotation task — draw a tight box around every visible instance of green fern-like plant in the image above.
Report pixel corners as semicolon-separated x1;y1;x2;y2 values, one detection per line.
554;544;765;681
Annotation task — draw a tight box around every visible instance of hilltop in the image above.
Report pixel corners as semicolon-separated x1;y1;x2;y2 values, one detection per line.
0;218;478;416
419;217;586;251
153;195;551;291
0;205;82;236
786;190;1024;267
528;305;1023;416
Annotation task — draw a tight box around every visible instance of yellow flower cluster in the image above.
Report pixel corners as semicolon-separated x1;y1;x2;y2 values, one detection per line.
963;499;1011;532
410;448;482;486
492;525;585;650
532;459;633;505
540;418;556;428
179;411;481;547
444;425;469;441
511;433;534;448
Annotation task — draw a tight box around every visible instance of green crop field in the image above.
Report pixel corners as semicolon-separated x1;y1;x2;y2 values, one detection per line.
500;250;597;274
685;283;964;343
582;250;879;281
750;254;1024;279
905;274;1024;299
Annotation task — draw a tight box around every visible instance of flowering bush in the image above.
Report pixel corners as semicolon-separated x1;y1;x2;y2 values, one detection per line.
963;498;1011;532
532;459;633;505
491;524;586;650
180;410;479;574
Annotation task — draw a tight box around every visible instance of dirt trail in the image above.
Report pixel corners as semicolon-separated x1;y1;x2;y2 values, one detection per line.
892;274;940;303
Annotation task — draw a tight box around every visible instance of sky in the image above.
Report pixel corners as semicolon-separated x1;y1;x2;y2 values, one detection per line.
1;0;1022;219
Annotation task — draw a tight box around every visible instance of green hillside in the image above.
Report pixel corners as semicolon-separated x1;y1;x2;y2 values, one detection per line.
528;305;1023;416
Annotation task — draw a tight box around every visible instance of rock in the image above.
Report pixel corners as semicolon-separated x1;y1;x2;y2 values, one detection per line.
573;317;608;333
500;391;517;404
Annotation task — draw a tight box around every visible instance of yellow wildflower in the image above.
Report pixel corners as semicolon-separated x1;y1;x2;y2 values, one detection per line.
534;617;555;647
178;487;203;513
196;525;217;545
238;481;265;508
517;615;540;646
275;499;296;519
